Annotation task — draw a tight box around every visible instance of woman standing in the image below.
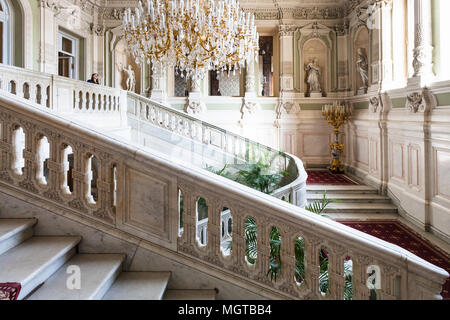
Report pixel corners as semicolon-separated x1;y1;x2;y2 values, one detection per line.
87;73;100;84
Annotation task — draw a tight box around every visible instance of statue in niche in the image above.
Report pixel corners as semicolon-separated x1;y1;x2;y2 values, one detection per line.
305;58;322;95
118;63;136;91
356;48;369;93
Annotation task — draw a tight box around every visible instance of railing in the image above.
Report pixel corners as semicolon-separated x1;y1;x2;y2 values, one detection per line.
0;64;307;207
127;92;307;207
0;92;448;300
0;64;126;128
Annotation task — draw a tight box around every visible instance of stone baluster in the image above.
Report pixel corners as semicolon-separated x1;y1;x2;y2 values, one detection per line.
99;94;104;111
67;147;89;213
378;264;399;300
93;157;115;224
278;229;297;296
0;121;13;182
150;64;168;105
42;134;64;202
329;245;348;300
353;255;372;300
29;85;37;104
305;236;322;299
206;198;221;262
256;219;270;283
18;124;38;192
74;90;80;111
231;210;248;275
178;185;196;251
78;91;84;111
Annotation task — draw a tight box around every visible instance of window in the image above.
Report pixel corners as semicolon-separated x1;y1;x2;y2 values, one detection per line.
259;36;274;97
436;0;450;79
392;0;408;86
0;0;12;65
58;31;78;79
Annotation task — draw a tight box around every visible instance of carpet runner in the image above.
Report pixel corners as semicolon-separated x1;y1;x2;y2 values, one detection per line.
306;170;358;185
339;220;450;300
0;283;21;300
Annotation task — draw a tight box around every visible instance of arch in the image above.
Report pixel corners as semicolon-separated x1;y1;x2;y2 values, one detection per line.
1;0;32;68
17;0;33;69
113;37;142;93
353;26;370;94
299;37;330;95
0;0;11;64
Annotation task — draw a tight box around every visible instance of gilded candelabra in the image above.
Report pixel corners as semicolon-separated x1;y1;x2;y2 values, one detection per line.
322;101;352;174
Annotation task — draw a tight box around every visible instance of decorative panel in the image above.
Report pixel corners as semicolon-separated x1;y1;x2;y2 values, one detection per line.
369;138;378;173
302;134;330;157
434;148;450;200
408;144;421;188
354;136;369;166
391;142;405;180
122;167;171;244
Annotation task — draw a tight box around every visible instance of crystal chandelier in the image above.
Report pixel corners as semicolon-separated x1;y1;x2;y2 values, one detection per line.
123;0;259;81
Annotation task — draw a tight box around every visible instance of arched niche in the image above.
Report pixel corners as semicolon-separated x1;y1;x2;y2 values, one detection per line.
299;37;329;96
353;26;370;94
2;0;32;69
114;38;142;94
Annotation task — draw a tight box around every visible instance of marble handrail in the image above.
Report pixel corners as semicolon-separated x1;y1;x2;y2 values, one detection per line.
0;64;123;115
0;64;306;207
127;92;307;207
0;92;447;300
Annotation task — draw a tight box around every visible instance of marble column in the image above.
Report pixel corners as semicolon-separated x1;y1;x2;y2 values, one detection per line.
409;0;434;86
240;57;260;124
380;0;393;90
185;77;206;115
150;64;168;104
38;0;58;74
278;25;296;92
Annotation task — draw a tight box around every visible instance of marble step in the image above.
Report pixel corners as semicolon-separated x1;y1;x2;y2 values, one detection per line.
306;185;379;194
163;289;216;300
307;193;391;203
28;254;125;300
0;219;37;255
102;272;171;300
0;236;81;300
322;203;398;214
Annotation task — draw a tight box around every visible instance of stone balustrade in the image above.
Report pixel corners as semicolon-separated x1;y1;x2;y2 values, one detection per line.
127;92;308;207
0;92;448;300
0;64;124;123
0;65;307;207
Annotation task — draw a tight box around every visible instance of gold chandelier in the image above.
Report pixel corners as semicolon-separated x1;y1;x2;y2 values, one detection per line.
123;0;259;80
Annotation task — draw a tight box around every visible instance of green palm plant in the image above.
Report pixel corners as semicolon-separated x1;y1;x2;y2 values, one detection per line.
205;162;353;299
236;161;289;194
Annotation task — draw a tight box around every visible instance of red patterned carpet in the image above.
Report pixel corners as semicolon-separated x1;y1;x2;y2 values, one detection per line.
339;220;450;299
0;283;21;300
306;170;358;185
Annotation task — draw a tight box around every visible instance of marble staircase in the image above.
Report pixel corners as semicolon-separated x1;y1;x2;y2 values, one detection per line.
0;218;215;300
306;184;399;219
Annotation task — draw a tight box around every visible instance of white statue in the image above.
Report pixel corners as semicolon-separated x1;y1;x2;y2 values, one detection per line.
356;48;369;91
123;65;136;92
117;63;136;91
305;58;322;94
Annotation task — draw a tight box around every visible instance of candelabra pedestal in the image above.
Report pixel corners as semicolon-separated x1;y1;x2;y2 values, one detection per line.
322;102;352;174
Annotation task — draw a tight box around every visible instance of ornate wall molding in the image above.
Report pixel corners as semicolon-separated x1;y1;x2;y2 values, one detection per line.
405;90;436;113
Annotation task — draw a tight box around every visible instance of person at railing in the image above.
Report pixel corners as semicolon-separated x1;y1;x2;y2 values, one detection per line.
87;73;100;84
